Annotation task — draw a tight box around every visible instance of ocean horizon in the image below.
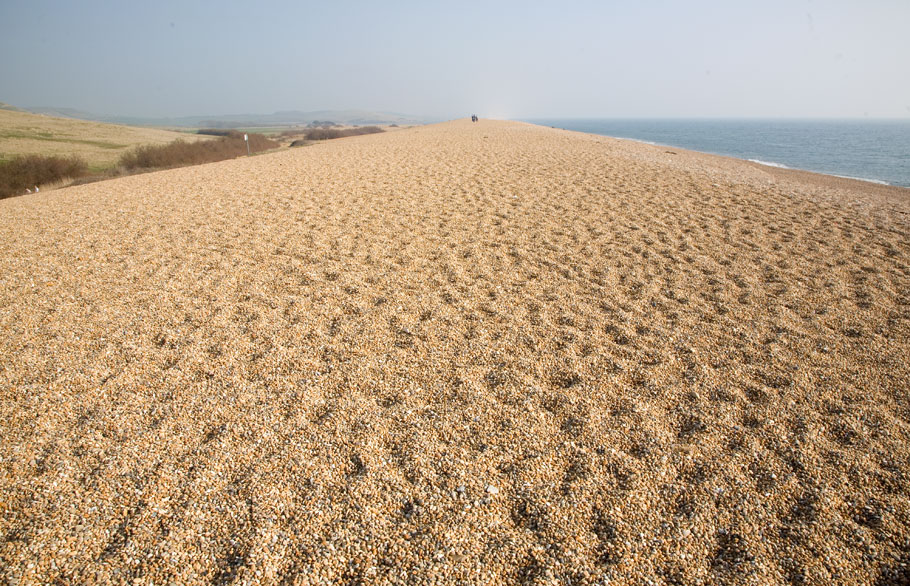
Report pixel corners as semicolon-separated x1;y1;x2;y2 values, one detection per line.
526;118;910;188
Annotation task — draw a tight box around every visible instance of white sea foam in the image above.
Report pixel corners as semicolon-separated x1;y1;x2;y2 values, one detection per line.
832;174;889;185
612;136;661;146
748;159;790;169
749;159;890;185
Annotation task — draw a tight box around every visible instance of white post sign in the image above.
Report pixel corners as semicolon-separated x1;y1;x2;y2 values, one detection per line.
244;134;250;156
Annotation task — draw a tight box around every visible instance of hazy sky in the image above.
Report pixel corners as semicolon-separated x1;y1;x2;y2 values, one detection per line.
1;0;908;119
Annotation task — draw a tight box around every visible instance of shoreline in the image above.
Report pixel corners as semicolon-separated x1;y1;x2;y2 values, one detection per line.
523;119;910;192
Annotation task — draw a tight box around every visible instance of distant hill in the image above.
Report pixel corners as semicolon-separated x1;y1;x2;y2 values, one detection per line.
193;110;431;128
0;102;28;113
16;105;432;128
27;106;100;120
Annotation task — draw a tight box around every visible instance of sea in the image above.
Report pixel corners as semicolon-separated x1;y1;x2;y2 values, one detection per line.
526;119;910;188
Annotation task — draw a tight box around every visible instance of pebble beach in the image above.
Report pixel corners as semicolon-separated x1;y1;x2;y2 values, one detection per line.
1;119;909;585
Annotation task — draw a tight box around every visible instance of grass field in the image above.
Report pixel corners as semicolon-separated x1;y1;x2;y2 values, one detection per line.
0;108;205;171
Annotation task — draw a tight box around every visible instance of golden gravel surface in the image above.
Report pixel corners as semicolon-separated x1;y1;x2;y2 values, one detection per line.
0;109;204;169
1;120;909;585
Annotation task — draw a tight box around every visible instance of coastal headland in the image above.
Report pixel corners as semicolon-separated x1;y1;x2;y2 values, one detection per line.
1;120;908;584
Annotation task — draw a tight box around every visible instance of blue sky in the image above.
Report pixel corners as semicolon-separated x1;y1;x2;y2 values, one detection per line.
1;0;908;118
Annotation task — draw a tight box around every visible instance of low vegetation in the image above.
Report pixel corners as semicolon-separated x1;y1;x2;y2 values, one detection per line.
2;114;386;199
196;128;237;137
0;108;202;169
281;124;384;141
0;154;89;199
284;125;384;147
119;132;278;170
302;126;383;141
2;132;279;198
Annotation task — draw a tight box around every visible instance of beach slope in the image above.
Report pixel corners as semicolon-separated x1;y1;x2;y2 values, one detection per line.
1;120;908;585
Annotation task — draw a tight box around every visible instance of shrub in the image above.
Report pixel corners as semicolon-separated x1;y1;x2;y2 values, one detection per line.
302;128;341;141
0;154;89;199
289;139;308;147
197;128;238;137
303;126;383;141
119;133;279;170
